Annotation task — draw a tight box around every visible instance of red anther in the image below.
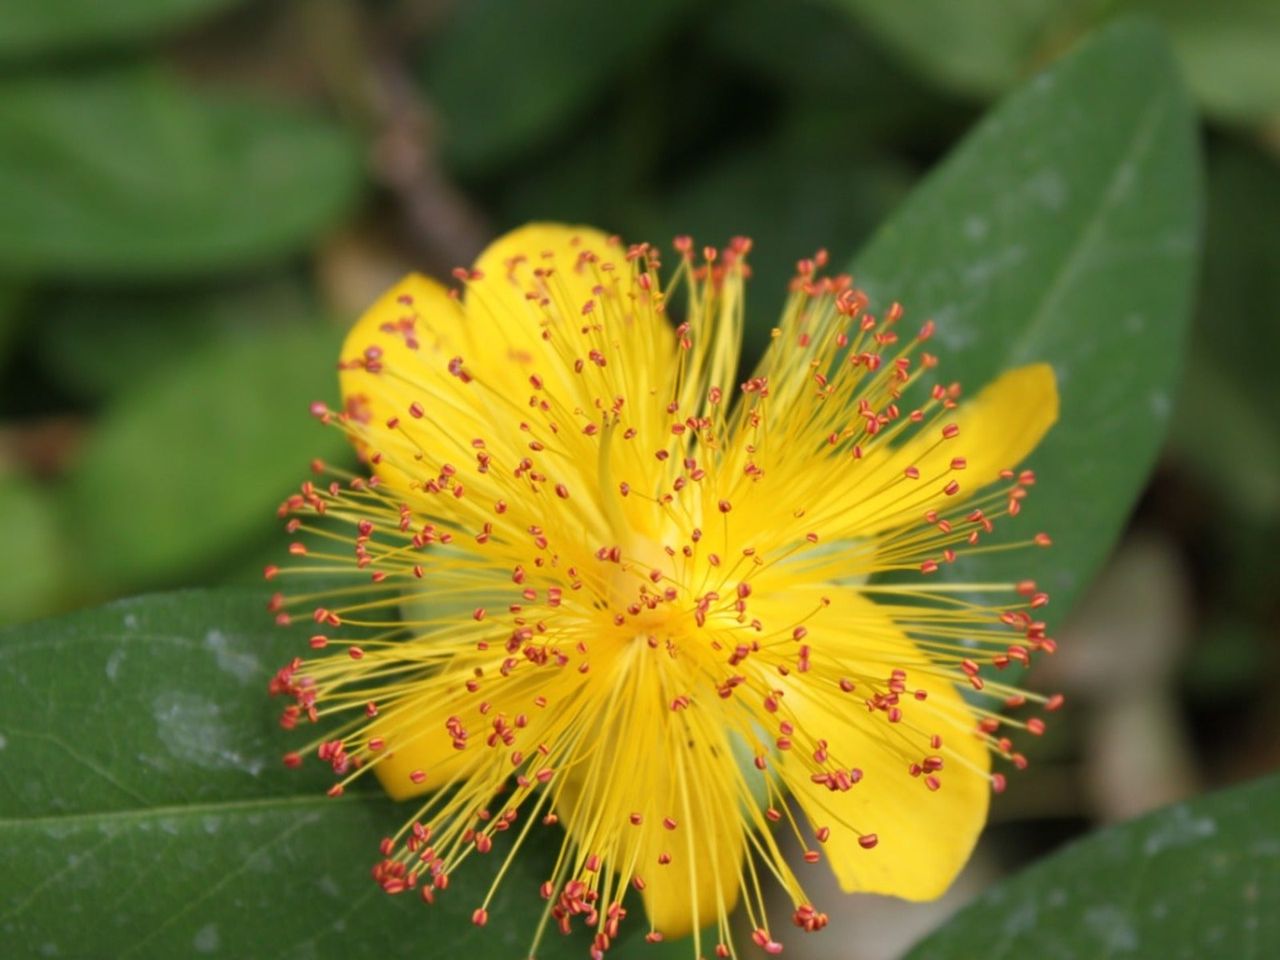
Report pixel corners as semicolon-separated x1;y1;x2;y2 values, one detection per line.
662;817;678;830
474;834;493;854
282;751;302;768
472;908;488;927
1045;693;1065;711
348;646;364;661
925;775;941;791
858;834;879;849
1034;532;1053;547
992;773;1008;794
718;499;732;513
555;483;570;499
326;784;344;798
309;635;327;649
1026;718;1046;736
941;423;960;439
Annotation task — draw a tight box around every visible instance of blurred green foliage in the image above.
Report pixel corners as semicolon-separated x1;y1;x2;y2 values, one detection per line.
0;1;1278;956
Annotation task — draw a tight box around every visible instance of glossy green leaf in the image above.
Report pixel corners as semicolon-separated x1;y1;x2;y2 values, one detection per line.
907;774;1280;958
0;0;241;61
425;0;691;173
0;591;688;958
0;65;361;278
849;20;1201;614
61;324;352;594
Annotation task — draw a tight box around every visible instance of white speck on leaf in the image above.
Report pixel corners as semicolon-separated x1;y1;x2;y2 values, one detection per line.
1002;898;1037;936
1143;806;1217;855
1084;905;1138;952
193;923;220;954
1026;169;1067;211
105;650;125;682
204;629;261;684
152;692;263;775
1149;390;1171;420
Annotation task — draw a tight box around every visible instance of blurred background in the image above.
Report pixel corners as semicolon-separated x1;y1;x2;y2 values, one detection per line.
0;1;1277;955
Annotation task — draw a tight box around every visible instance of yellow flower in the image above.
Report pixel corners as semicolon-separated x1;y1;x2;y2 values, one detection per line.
269;223;1062;956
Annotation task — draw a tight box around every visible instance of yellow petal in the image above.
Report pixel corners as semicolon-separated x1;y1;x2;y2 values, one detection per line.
554;698;744;938
827;362;1059;538
367;685;472;801
932;362;1059;486
764;588;991;900
337;272;477;497
468;222;618;334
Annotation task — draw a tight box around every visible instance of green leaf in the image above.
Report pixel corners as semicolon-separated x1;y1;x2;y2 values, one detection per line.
1123;0;1280;123
906;774;1280;958
824;0;1280;123
0;473;64;624
60;324;352;595
0;0;242;62
0;591;685;958
849;20;1201;614
819;0;1087;98
424;0;691;173
0;64;362;278
35;275;317;400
